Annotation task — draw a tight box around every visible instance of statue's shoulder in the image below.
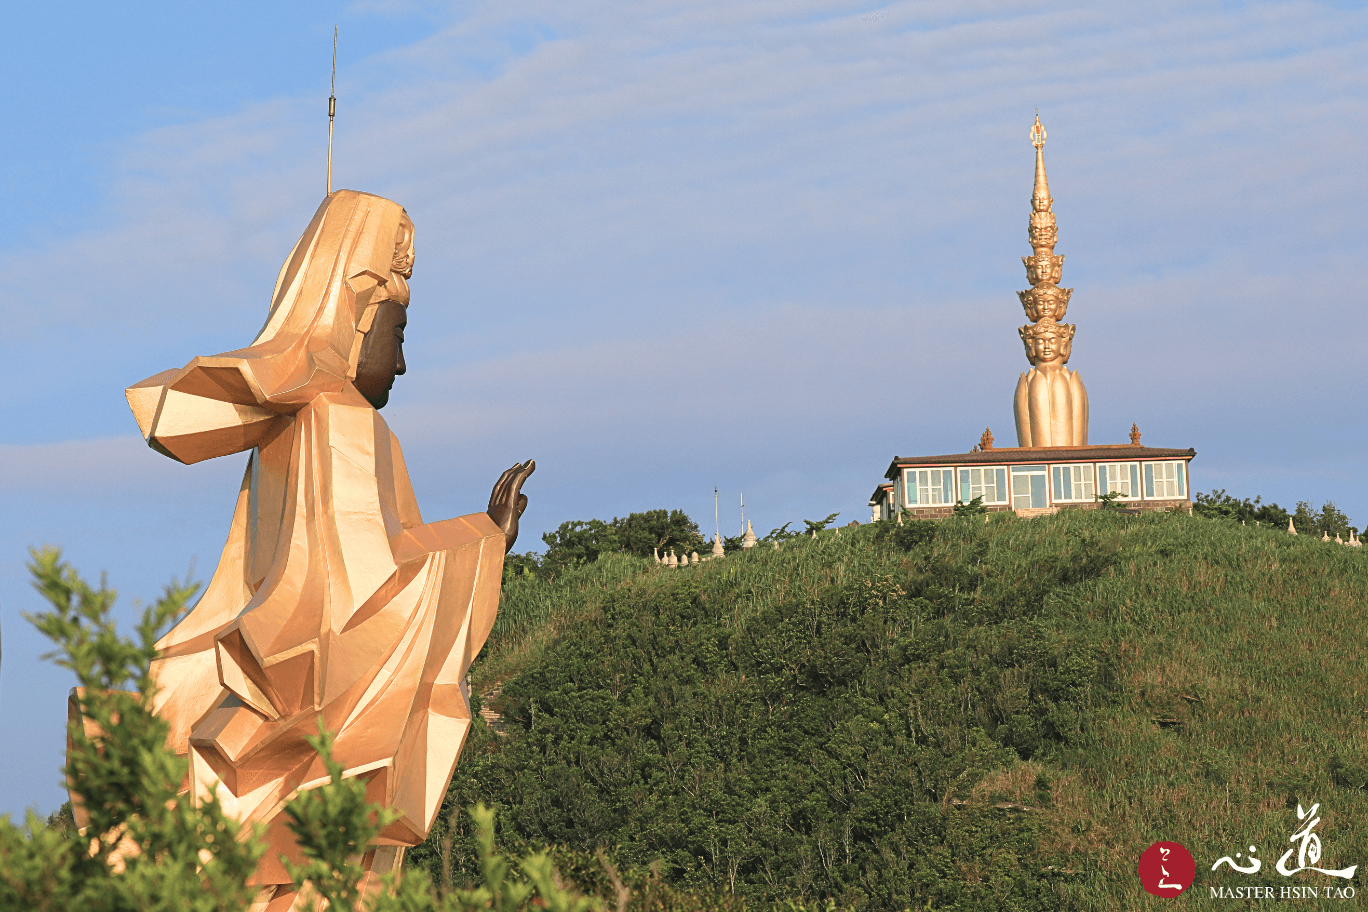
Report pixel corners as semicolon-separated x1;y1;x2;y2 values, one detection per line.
314;388;392;452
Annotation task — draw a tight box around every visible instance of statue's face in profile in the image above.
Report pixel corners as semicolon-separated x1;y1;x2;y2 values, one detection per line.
354;300;407;409
353;217;415;410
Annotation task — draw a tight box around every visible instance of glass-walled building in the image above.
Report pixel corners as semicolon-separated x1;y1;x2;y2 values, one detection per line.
870;445;1195;520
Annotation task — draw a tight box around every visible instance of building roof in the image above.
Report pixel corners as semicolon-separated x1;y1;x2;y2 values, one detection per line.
868;482;893;505
884;445;1196;479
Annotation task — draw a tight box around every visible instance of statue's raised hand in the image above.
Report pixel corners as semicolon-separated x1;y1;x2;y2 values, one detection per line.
487;460;535;553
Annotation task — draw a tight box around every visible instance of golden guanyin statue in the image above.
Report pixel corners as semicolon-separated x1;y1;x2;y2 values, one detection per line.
1013;115;1088;447
100;190;534;909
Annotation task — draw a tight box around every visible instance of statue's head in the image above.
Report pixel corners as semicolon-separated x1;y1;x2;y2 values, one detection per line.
1017;283;1072;323
200;190;422;412
1019;320;1075;368
1022;253;1064;287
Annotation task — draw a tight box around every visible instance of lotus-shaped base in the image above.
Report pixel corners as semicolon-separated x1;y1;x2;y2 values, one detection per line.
1014;366;1088;447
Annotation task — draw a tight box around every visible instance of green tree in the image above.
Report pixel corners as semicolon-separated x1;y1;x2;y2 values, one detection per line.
801;512;840;535
612;509;705;559
503;551;542;584
541;519;620;576
1193;489;1290;527
0;548;261;912
1296;500;1355;538
953;496;987;517
761;522;798;543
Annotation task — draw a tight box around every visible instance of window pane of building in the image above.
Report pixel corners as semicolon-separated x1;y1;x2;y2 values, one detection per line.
1049;464;1095;502
1141;461;1187;499
1012;468;1048;510
1075;465;1095;500
958;467;1009;505
1099;463;1137;498
910;468;956;506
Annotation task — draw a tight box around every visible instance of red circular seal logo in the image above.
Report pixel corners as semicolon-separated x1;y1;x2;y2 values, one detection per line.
1138;842;1195;897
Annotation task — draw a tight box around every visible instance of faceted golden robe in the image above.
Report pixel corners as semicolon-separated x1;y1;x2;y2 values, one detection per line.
112;191;504;901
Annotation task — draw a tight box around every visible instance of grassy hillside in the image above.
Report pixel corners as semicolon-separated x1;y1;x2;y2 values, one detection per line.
413;510;1368;910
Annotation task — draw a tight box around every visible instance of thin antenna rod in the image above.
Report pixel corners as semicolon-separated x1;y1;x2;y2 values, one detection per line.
714;487;719;542
327;26;337;195
740;493;745;536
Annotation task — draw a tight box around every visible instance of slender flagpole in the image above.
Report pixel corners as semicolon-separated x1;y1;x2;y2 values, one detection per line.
327;26;337;195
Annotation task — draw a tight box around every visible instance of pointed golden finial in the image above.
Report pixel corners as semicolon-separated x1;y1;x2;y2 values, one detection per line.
1028;113;1055;257
1019;112;1068;316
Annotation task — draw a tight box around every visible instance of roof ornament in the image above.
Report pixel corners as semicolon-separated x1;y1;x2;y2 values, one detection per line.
1130;423;1142;446
980;427;995;451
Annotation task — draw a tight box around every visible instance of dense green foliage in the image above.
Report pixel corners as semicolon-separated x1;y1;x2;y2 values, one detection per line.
16;502;1368;910
1192;488;1292;528
420;513;1121;910
2;550;762;912
1193;489;1359;537
1293;499;1356;538
521;510;708;581
0;549;261;912
422;508;1368;911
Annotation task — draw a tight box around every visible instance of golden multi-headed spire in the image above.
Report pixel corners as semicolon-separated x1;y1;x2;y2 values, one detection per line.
1028;114;1056;256
1018;114;1071;328
1013;114;1089;447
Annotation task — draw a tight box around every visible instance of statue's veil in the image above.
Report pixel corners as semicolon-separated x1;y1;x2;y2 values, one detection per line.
127;190;412;464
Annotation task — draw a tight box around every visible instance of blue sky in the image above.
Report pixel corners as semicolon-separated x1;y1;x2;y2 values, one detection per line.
2;0;1366;815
